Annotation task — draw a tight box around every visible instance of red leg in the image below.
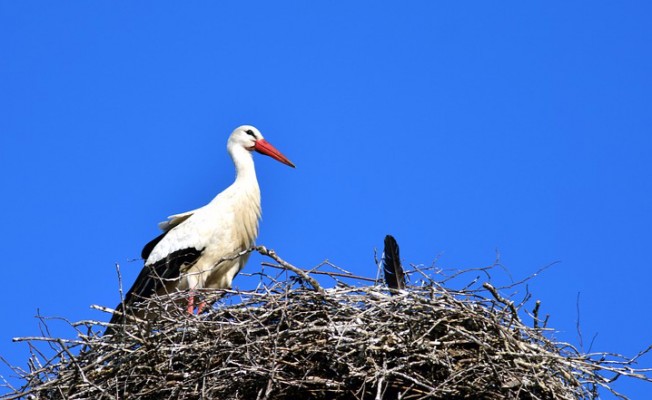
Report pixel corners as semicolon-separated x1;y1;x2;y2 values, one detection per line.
187;293;195;314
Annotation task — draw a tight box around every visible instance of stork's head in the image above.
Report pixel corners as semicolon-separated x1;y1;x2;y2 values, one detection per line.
228;125;295;168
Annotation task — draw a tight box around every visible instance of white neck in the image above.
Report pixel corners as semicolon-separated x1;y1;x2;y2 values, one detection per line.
230;145;258;185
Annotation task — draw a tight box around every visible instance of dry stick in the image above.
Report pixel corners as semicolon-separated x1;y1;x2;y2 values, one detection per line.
532;300;541;329
497;260;561;290
12;337;86;345
91;304;147;327
313;259;355;275
374;359;386;400
483;283;520;323
115;262;126;326
256;246;324;294
576;292;584;351
261;262;378;283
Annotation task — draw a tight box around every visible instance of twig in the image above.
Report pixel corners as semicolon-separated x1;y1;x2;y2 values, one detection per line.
482;283;520;323
261;262;377;283
256;246;324;294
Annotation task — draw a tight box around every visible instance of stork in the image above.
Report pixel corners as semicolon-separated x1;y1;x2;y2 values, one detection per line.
106;125;294;334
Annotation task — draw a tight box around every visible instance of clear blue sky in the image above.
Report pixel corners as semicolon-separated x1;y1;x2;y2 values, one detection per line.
1;2;651;397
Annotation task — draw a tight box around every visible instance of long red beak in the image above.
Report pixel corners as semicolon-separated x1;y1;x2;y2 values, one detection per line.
254;139;296;168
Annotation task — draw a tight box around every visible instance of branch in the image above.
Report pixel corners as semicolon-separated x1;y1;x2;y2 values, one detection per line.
483;283;520;323
256;246;324;294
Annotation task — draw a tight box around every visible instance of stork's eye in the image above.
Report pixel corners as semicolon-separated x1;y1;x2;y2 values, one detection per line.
245;129;257;138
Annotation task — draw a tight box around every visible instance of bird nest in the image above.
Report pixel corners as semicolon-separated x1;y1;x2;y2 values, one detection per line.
2;247;651;399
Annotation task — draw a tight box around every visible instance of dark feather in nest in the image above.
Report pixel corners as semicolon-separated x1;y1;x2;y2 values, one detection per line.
383;234;405;291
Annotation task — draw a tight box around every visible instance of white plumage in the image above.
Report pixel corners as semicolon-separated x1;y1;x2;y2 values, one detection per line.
107;125;294;333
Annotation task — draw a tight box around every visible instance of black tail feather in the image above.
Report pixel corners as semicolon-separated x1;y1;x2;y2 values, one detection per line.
383;235;405;291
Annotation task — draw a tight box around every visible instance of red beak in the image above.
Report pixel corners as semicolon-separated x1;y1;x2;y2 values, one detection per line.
254;139;295;168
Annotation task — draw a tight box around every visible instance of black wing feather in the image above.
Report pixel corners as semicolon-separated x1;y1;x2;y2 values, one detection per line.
141;231;168;260
383;235;405;292
106;246;203;334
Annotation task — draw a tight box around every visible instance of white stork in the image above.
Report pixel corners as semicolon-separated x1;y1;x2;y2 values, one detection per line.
106;125;294;334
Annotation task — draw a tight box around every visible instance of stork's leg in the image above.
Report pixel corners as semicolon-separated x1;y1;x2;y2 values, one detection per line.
187;291;208;314
187;292;196;314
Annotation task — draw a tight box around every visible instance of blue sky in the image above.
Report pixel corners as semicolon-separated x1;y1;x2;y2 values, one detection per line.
1;2;651;397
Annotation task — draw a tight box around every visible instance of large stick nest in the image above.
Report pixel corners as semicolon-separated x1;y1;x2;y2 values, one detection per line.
2;248;651;399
